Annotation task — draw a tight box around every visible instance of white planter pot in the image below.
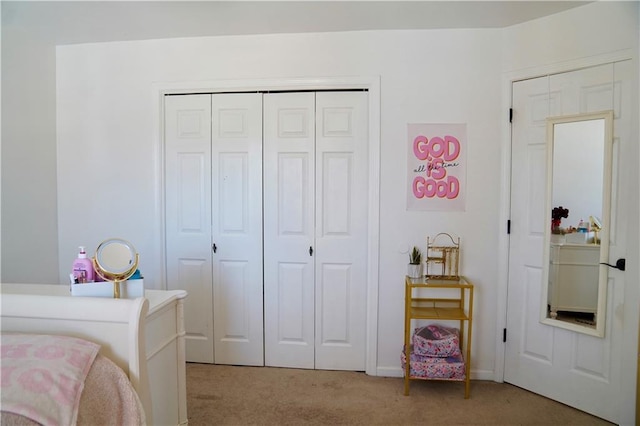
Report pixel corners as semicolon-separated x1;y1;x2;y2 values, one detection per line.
407;263;423;279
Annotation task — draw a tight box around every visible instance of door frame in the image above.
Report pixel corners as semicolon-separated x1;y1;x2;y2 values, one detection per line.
496;49;638;422
152;76;381;375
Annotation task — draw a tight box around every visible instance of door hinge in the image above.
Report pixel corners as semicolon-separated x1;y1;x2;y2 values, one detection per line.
503;328;507;343
507;220;511;234
509;108;513;123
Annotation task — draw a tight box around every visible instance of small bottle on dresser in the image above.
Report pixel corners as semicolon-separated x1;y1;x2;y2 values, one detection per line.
577;219;589;233
72;246;95;283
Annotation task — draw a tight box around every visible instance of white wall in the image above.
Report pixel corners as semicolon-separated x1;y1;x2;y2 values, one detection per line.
1;26;60;282
552;119;605;227
56;29;503;376
502;1;638;73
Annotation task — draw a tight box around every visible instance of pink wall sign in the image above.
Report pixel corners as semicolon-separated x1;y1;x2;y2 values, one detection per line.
407;123;466;211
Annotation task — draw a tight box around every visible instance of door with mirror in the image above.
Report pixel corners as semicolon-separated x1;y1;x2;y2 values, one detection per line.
504;61;637;424
541;111;612;337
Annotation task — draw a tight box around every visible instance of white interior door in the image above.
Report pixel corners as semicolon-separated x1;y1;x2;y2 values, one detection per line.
167;90;369;370
505;61;636;423
165;94;214;363
211;93;264;366
263;92;316;368
263;91;369;370
314;92;368;370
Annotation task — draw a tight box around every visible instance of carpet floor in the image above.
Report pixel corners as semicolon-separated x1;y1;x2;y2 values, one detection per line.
186;363;612;425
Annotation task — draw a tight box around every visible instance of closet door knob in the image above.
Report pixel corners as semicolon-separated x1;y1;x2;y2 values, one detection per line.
309;246;313;256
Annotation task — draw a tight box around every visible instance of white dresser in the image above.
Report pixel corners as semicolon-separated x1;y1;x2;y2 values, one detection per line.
145;289;188;426
548;243;600;318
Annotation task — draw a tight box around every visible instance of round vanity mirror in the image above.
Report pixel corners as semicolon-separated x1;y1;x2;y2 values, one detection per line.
93;238;139;299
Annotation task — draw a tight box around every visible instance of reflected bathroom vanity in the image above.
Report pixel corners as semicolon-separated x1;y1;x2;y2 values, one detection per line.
548;242;600;323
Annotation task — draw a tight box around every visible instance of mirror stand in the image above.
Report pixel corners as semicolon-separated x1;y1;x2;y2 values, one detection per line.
93;238;139;299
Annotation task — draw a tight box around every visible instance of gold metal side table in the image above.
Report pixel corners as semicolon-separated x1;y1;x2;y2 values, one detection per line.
403;275;474;398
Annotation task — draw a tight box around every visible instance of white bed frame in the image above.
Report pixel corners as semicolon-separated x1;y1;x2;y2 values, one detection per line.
0;283;152;424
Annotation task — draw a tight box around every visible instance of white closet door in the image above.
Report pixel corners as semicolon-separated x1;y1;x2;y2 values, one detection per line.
314;91;368;370
263;92;316;368
164;94;214;363
167;91;368;370
211;93;264;366
264;91;368;370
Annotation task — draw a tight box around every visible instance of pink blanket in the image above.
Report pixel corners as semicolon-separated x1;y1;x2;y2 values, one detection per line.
1;334;99;426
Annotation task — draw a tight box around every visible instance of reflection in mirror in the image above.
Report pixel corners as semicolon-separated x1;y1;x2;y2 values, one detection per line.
541;111;613;337
93;238;139;299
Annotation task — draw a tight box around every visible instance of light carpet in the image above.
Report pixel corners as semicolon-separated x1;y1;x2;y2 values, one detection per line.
186;363;612;425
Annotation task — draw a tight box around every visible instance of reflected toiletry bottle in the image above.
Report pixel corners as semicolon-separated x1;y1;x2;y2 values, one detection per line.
577;219;588;233
72;246;95;283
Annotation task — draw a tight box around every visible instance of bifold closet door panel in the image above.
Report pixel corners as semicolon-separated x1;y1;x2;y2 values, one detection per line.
164;94;215;363
263;92;316;369
314;91;368;371
211;93;265;366
165;93;264;366
264;91;369;371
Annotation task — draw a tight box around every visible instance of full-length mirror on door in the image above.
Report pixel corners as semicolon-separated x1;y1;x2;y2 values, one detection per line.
541;110;613;337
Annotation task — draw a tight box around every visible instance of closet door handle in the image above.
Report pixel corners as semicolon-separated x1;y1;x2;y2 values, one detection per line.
309;246;313;256
212;243;217;253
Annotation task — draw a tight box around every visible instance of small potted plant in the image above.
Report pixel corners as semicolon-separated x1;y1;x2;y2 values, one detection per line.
408;246;423;278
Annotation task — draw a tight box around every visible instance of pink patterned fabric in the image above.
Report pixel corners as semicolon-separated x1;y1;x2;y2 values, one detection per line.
401;346;466;380
1;334;100;426
412;324;460;357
